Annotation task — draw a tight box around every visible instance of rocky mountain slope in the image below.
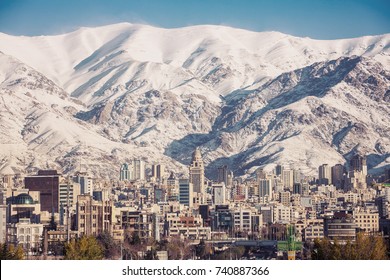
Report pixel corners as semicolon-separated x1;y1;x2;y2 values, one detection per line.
0;23;389;178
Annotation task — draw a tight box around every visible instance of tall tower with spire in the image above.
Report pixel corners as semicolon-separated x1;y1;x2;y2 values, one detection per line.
189;147;205;197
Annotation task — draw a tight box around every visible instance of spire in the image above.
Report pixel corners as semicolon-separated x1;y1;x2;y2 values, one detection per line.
192;147;203;162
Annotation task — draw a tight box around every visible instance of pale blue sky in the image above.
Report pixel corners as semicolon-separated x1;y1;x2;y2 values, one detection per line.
0;0;389;39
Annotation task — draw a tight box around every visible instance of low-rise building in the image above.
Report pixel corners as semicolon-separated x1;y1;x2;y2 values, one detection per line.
7;218;43;255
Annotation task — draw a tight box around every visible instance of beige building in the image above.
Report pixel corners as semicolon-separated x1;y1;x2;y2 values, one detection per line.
59;182;81;210
279;191;291;207
76;194;113;237
189;148;205;202
273;204;291;223
167;212;210;240
8;192;41;224
353;209;379;233
303;219;324;242
324;212;357;242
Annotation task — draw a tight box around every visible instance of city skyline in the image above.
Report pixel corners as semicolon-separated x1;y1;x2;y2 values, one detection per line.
1;147;389;260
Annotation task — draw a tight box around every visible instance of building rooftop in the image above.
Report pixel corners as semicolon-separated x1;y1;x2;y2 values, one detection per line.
13;193;34;205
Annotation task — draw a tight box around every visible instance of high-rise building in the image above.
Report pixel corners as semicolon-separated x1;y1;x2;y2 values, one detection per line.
282;169;294;190
179;179;193;208
119;160;145;181
76;194;113;237
73;172;93;195
217;165;230;187
24;170;61;213
293;169;301;183
212;183;226;205
133;159;145;181
350;154;367;176
152;164;165;181
166;172;178;199
119;163;131;181
256;168;267;181
293;183;303;195
331;164;345;189
279;191;291;207
227;170;234;188
275;164;284;176
59;182;81;209
189;148;205;195
259;178;273;203
347;155;368;190
319;164;332;185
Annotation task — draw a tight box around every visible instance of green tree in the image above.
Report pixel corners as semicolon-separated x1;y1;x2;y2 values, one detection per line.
0;243;25;260
64;236;104;260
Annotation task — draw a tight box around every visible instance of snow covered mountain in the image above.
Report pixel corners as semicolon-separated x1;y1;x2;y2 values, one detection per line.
0;23;389;178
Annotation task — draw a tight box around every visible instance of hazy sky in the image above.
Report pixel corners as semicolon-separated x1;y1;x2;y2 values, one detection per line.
0;0;389;39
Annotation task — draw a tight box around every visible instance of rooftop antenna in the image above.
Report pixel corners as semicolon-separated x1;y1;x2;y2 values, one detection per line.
66;176;70;242
79;142;83;173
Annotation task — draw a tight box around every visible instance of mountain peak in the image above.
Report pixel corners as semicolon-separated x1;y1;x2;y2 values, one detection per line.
0;24;389;177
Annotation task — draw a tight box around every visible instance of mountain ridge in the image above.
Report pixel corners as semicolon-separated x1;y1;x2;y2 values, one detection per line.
0;24;389;178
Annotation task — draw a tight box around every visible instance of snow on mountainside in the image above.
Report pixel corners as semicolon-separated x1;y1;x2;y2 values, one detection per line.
168;56;390;177
0;52;185;177
0;23;389;177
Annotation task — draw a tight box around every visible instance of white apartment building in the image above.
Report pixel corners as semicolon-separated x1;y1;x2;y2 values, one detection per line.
353;209;379;233
273;204;291;223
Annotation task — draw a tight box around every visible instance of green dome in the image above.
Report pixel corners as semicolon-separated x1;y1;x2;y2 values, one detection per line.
13;193;34;205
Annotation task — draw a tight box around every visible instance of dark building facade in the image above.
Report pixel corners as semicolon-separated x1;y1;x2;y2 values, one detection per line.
24;170;60;213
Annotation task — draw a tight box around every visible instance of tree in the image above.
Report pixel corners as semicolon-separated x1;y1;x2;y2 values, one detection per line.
129;232;141;246
0;243;25;260
48;214;57;231
195;240;206;259
212;245;245;260
97;231;120;259
64;236;104;260
165;236;191;260
123;231;144;260
144;248;158;260
311;233;388;260
49;240;65;257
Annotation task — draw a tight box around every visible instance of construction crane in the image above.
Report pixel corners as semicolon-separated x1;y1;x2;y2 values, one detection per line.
287;225;296;260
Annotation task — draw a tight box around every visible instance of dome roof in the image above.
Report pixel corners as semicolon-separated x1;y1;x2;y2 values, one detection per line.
13;193;34;205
